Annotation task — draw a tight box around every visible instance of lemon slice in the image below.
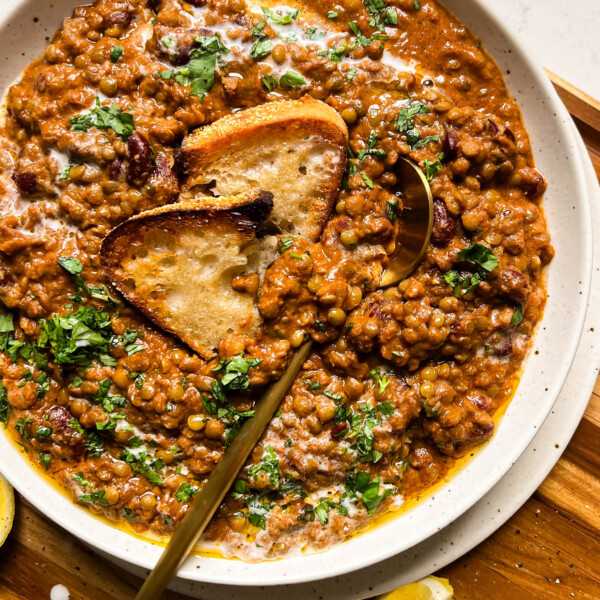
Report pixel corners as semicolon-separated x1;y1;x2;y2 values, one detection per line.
0;473;15;547
377;576;454;600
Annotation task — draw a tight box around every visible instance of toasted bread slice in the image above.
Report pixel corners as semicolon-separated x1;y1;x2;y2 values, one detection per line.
179;96;348;242
100;192;274;359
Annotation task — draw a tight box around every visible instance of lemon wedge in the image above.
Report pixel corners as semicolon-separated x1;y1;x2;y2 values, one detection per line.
0;473;15;547
377;576;454;600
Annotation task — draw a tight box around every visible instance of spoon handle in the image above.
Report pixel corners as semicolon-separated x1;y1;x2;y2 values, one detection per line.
135;341;313;600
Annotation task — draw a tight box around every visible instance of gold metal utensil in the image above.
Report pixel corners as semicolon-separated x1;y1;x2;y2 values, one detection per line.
380;157;434;287
135;157;433;600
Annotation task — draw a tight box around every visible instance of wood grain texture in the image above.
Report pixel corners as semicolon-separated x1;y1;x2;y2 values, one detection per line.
0;76;599;600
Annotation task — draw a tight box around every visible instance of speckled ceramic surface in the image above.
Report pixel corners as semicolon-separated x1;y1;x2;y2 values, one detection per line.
0;0;593;589
112;118;597;600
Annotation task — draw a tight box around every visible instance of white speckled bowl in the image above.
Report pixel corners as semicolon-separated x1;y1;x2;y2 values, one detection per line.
0;0;592;588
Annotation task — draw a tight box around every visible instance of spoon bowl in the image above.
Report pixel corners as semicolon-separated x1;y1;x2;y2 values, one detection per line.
380;157;435;288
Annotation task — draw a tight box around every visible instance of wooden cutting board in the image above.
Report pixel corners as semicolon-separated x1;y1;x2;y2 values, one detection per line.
0;73;599;600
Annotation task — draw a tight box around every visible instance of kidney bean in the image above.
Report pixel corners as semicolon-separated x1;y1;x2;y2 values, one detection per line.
105;11;132;27
47;405;73;434
497;267;529;302
109;158;122;180
520;167;546;199
487;119;499;135
443;128;460;159
467;391;491;411
504;127;516;142
431;199;456;247
11;171;37;194
330;423;347;439
127;132;152;184
494;336;514;357
153;154;178;187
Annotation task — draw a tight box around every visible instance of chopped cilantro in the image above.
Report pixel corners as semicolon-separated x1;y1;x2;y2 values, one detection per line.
35;426;52;440
211;354;262;401
279;71;306;88
357;132;387;163
424;159;442;181
458;244;499;271
444;244;499;297
326;10;338;18
361;172;374;188
69;98;135;138
73;472;92;488
412;134;440;149
231;479;271;529
79;489;110;507
96;413;126;435
378;401;395;417
37;305;114;367
261;74;278;92
157;34;229;99
251;38;273;60
247;445;280;489
511;303;524;326
15;417;33;440
370;368;390;395
261;7;299;24
279;237;295;254
58;164;72;180
110;46;123;62
0;313;13;333
386;199;399;222
0;382;9;427
251;21;266;37
38;453;51;470
58;256;90;296
175;482;199;502
363;0;398;31
345;471;392;514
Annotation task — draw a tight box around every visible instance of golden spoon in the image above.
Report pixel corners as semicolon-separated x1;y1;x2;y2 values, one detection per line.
134;157;433;599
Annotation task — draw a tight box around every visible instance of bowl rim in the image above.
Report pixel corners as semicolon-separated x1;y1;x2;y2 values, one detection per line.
0;0;592;587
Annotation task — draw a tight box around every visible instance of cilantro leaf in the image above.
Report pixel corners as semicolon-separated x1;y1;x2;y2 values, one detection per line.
261;74;278;92
511;303;524;326
110;46;123;62
247;445;280;489
279;71;306;88
250;38;273;60
175;482;199;502
424;159;442;181
79;489;110;507
457;244;499;272
370;368;390;395
386;199;399;222
0;313;14;333
261;7;299;24
69;98;135;138
0;382;10;427
157;34;229;100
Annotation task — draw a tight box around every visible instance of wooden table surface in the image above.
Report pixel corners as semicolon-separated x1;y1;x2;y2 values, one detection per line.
1;76;599;600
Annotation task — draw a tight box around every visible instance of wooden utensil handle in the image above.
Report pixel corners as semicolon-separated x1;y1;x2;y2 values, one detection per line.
545;69;600;131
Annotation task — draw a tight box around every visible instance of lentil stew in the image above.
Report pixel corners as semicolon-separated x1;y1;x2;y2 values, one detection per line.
0;0;553;561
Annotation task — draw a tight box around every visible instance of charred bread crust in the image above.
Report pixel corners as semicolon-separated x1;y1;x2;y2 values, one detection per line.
100;191;273;358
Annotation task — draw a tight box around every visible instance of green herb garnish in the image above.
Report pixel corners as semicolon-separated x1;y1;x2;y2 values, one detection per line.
69;98;135;138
